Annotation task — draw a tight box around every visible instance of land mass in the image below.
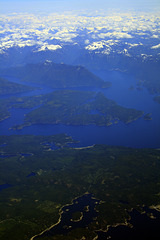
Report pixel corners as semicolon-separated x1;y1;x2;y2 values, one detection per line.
10;90;143;129
0;99;11;121
143;113;152;121
0;61;111;89
0;77;35;95
0;78;36;122
0;135;160;240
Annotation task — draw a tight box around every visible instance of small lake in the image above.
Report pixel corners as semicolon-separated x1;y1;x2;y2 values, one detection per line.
0;70;160;148
32;194;100;239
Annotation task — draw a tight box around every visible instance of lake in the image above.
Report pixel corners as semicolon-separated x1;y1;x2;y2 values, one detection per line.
97;206;160;239
0;70;160;148
32;194;100;239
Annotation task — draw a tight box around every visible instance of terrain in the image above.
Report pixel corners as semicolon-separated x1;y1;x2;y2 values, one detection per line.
0;77;34;95
0;135;160;240
0;9;160;240
0;62;111;89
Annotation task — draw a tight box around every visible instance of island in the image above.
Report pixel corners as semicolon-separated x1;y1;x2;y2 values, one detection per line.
10;90;143;129
0;135;160;240
71;211;83;222
143;113;152;121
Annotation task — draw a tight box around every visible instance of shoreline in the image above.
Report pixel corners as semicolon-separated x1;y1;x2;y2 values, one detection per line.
30;192;91;240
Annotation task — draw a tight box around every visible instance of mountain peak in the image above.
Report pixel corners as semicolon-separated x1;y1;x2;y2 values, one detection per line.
44;60;53;65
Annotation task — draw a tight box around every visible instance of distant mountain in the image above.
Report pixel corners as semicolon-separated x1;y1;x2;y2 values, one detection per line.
74;51;160;94
1;44;160;94
1;61;111;89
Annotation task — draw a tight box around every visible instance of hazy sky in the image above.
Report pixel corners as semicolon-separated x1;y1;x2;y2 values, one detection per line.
1;0;160;13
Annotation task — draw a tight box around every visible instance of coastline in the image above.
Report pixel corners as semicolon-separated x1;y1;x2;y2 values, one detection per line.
30;192;92;240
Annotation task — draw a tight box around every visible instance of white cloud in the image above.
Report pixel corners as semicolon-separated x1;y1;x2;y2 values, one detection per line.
151;34;159;39
127;43;143;48
37;44;62;51
151;43;160;49
98;31;133;39
0;10;160;55
85;40;115;52
51;31;77;42
85;39;90;44
86;41;105;50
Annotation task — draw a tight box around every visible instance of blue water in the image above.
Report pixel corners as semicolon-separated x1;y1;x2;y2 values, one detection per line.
0;183;12;191
0;70;160;148
33;194;100;239
97;207;160;239
26;172;36;178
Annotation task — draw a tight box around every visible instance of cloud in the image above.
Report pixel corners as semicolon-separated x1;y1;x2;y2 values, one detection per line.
151;34;159;39
127;43;143;48
98;32;133;39
0;10;160;57
86;41;106;50
36;44;62;51
85;40;118;52
151;43;160;49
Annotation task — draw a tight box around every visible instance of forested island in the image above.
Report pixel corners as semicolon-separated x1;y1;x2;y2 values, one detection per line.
10;90;143;129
